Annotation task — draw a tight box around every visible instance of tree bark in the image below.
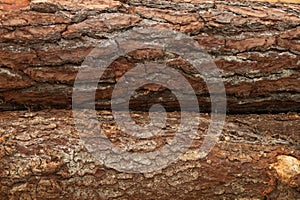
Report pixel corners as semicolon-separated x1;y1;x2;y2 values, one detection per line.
0;0;300;199
0;0;299;113
0;110;299;199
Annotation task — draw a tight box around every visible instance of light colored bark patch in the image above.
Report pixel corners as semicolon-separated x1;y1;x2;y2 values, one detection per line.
249;0;300;4
0;0;31;11
271;155;300;183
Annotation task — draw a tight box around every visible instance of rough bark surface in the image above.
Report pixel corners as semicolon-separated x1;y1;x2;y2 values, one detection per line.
0;110;299;199
0;0;299;113
0;0;300;199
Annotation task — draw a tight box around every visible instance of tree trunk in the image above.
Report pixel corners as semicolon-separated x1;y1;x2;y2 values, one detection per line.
0;0;299;113
0;0;299;199
0;110;299;199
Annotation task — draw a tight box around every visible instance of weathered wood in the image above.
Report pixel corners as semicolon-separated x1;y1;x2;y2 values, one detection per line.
0;0;299;199
0;0;299;113
0;110;299;199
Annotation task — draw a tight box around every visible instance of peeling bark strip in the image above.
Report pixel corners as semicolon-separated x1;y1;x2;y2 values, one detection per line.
0;0;299;112
0;110;299;199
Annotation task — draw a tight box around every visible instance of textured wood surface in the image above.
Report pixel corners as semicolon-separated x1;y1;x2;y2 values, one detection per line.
0;0;299;199
0;110;299;199
0;0;299;113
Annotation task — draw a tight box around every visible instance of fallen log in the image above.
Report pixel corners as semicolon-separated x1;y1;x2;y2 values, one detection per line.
0;0;299;113
0;0;299;199
0;110;299;199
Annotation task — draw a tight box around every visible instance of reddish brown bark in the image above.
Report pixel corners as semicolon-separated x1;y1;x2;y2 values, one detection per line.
0;0;299;199
0;110;299;199
0;0;299;113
